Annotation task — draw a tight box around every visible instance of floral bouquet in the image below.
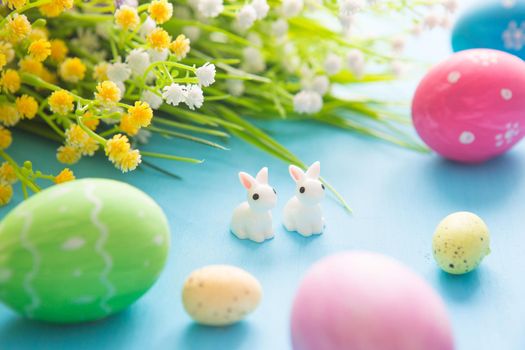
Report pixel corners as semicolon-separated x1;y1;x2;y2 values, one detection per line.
0;0;456;208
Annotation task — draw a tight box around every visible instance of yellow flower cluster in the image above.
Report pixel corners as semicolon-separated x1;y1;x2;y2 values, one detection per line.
56;145;81;164
29;27;48;42
49;39;68;62
0;127;13;150
106;134;141;172
0;42;14;71
115;5;139;30
59;123;100;165
48;90;74;115
59;57;86;83
15;95;38;119
0;69;20;93
93;62;109;82
95;81;122;105
0;182;13;205
147;28;172;51
148;0;173;24
6;14;31;42
170;34;191;60
0;0;184;203
0;104;20;127
4;0;26;10
83;111;100;131
19;56;43;75
0;162;17;184
54;168;75;184
39;0;74;18
28;39;51;62
119;101;153;136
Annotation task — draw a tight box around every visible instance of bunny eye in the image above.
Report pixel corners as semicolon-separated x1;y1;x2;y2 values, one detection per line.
252;193;260;200
273;188;277;194
299;187;305;194
321;184;325;190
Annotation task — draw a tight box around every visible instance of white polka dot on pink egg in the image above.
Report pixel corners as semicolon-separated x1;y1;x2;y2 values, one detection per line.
412;49;525;163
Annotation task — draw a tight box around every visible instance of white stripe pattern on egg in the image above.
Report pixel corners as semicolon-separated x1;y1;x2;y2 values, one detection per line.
19;210;41;317
85;183;116;314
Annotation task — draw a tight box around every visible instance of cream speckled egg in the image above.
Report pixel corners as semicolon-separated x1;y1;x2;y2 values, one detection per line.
432;212;491;275
182;265;262;326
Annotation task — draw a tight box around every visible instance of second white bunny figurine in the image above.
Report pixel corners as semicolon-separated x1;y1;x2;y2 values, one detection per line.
231;167;278;243
283;161;325;236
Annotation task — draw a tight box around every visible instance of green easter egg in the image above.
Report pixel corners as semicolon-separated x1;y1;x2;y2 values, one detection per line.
432;211;490;275
0;178;170;323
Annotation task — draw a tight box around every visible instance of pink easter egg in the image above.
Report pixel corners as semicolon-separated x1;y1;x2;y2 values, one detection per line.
412;49;525;163
290;252;454;350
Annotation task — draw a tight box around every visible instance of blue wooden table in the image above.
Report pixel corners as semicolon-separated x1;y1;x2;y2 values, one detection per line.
2;2;525;349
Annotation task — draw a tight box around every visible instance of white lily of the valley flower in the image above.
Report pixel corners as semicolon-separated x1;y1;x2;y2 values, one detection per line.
339;0;365;16
107;62;131;82
237;5;257;30
135;129;152;144
324;53;342;76
423;12;440;29
391;60;408;78
347;49;365;78
162;83;186;106
293;90;323;114
183;26;201;42
141;90;163;109
196;62;216;87
311;75;330;96
247;32;262;46
147;48;169;62
340;13;355;33
391;36;406;54
227;79;245;97
126;49;151;77
242;47;266;73
442;0;458;12
185;85;204;110
198;0;224;18
252;0;269;19
115;81;126;95
139;17;156;37
281;0;303;17
272;19;289;37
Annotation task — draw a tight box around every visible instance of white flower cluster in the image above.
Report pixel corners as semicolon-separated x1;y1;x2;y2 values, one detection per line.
242;47;266;73
281;0;303;18
293;90;323;115
339;0;365;16
162;84;204;110
237;0;270;30
321;49;366;79
158;61;216;110
293;66;331;115
196;0;224;18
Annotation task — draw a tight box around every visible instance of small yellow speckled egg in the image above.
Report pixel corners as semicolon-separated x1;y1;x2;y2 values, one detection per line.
182;265;262;326
432;211;491;275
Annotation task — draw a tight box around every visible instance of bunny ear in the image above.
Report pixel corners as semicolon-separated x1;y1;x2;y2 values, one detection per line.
289;165;305;182
255;167;268;184
239;172;256;190
306;161;321;179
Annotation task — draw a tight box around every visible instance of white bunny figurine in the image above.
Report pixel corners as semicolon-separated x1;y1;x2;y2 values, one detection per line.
230;167;278;243
283;161;325;236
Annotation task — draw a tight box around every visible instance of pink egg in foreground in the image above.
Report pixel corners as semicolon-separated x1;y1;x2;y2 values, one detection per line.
291;252;454;350
412;49;525;163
